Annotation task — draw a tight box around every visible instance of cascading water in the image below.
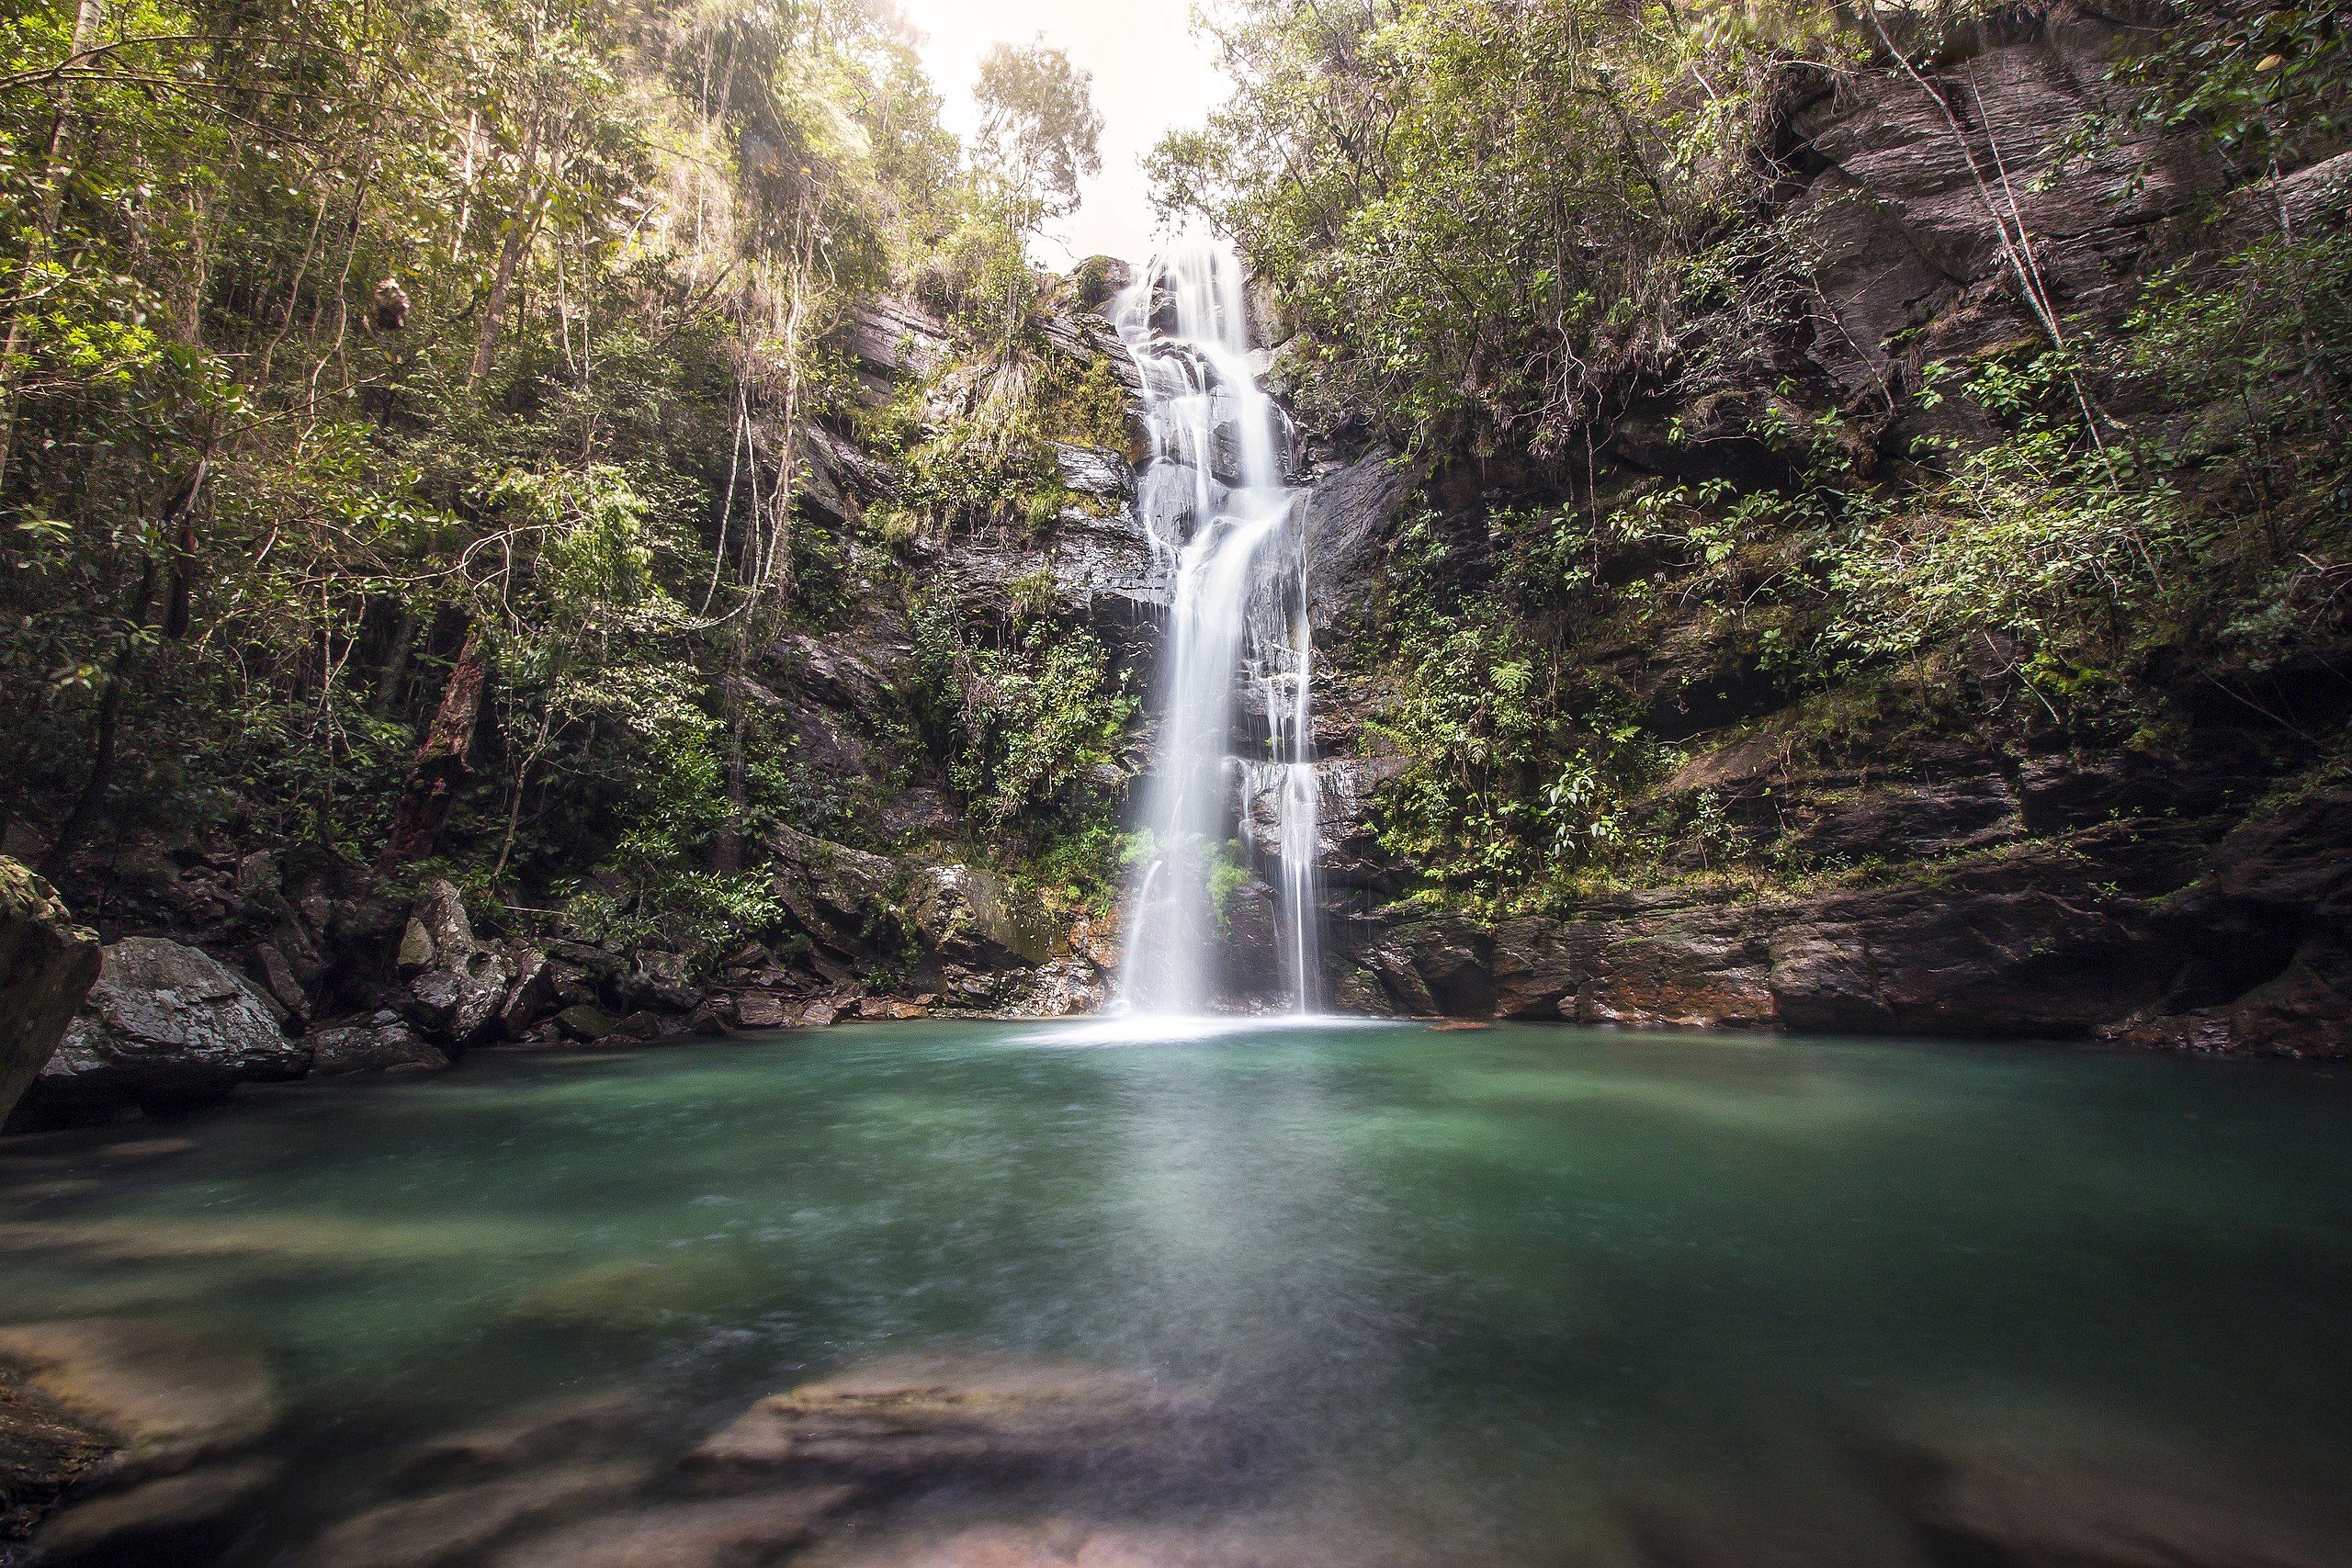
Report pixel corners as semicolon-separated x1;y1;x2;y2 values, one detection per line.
1112;243;1321;1016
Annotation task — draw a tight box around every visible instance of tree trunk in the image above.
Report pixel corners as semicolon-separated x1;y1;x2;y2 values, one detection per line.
469;121;550;388
375;626;489;874
372;608;418;714
0;0;106;497
161;457;210;639
40;555;157;883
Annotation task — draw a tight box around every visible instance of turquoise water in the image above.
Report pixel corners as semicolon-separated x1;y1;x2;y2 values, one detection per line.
4;1020;2350;1562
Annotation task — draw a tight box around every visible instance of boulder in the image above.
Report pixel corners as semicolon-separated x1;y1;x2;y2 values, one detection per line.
0;1319;279;1489
392;882;514;1049
250;940;311;1026
497;944;557;1039
304;1013;452;1076
614;950;697;1013
909;866;1057;968
18;937;307;1122
554;1005;622;1043
768;829;903;963
683;1354;1236;1490
0;858;102;1128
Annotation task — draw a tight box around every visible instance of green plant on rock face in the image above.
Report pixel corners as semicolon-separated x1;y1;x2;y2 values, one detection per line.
1207;840;1252;934
910;581;1136;829
1035;355;1130;452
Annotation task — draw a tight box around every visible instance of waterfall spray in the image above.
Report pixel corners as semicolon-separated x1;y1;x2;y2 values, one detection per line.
1113;244;1321;1016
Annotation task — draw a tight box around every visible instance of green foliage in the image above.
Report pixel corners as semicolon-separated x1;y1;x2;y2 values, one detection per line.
1150;0;1856;450
910;581;1135;829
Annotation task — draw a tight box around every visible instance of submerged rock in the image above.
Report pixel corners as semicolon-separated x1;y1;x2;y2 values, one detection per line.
295;1461;649;1568
514;1247;776;1331
0;1318;280;1488
684;1353;1236;1491
18;937;306;1122
1861;1397;2352;1568
490;1487;855;1568
391;1391;640;1489
0;858;103;1129
30;1455;278;1567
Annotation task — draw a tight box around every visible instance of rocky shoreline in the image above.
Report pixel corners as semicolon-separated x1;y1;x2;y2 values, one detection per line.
3;1321;2344;1567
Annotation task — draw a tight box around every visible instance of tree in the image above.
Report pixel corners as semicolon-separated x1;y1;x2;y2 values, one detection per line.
973;39;1102;237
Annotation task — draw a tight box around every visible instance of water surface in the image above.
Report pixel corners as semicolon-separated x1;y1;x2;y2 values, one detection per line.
5;1021;2348;1562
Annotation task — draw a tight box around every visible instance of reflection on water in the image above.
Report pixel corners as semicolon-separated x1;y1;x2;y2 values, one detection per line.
3;1022;2350;1565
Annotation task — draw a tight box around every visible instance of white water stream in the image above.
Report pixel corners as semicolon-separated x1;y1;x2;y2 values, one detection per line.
1112;245;1321;1015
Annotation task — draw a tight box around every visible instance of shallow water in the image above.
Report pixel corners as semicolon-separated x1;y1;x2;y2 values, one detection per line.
5;1021;2350;1563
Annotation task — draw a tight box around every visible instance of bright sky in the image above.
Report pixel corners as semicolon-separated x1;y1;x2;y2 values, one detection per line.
893;0;1231;269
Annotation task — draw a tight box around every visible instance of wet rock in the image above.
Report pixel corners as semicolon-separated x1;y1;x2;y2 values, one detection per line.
392;886;516;1050
0;858;102;1129
1577;903;1777;1029
497;945;557;1039
294;1461;648;1568
1906;1455;2349;1568
614;951;697;1013
1393;918;1494;1016
0;1381;114;1550
730;993;796;1030
555;1005;622;1043
1214;880;1283;1003
850;996;928;1021
489;1487;855;1568
251;941;312;1026
768;829;904;964
910;867;1057;968
1488;918;1576;1020
0;1319;279;1488
30;1455;277;1567
1301;448;1416;633
20;937;306;1122
1001;961;1105;1017
684;1354;1233;1491
1056;443;1134;499
305;1012;451;1076
1863;1401;2352;1568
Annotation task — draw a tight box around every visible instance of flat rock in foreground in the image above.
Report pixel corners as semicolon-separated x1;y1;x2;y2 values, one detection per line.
684;1354;1240;1489
0;1319;278;1488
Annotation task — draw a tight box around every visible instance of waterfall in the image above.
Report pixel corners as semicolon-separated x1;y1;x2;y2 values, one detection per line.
1112;243;1321;1017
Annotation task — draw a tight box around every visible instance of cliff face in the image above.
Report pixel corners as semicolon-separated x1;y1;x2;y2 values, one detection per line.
1233;9;2352;1053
